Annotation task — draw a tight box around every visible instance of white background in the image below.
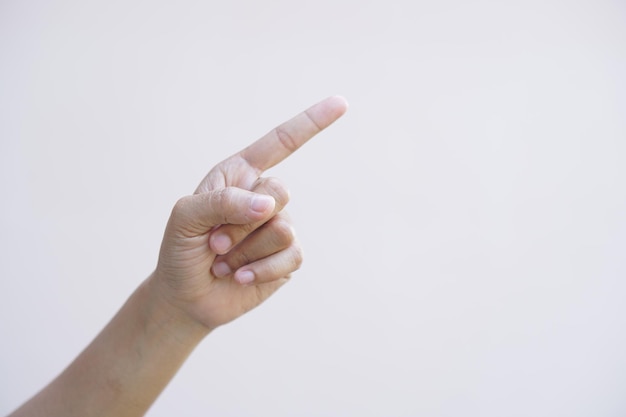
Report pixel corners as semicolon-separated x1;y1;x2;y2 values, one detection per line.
1;0;626;416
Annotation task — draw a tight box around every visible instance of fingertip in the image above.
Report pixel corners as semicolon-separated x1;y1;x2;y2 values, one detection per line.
330;95;349;113
309;96;349;129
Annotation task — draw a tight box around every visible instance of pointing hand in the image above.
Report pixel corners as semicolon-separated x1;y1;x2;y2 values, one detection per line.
152;96;348;330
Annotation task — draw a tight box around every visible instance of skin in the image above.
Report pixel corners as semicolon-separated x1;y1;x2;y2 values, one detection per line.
8;96;349;417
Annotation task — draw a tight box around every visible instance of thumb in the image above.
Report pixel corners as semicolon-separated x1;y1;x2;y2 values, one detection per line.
168;187;276;238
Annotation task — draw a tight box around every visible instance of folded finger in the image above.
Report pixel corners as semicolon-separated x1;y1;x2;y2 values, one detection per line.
209;177;289;254
232;243;303;286
212;212;294;278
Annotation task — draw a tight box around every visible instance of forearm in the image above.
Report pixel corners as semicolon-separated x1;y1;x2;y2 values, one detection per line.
9;275;210;417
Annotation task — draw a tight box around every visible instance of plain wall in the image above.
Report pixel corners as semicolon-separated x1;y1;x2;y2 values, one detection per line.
1;0;626;415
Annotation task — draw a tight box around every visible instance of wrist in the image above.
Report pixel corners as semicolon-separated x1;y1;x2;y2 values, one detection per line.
140;273;212;347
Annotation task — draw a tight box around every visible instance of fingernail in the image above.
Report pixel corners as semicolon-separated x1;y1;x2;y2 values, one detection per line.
250;195;274;214
212;262;231;278
235;270;255;285
211;233;232;253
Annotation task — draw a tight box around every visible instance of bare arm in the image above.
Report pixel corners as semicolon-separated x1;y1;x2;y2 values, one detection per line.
8;96;348;417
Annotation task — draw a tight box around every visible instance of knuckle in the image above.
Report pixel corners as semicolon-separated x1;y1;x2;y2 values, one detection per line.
213;187;231;207
274;209;293;224
233;249;252;267
270;218;296;246
236;222;256;237
292;244;304;269
264;177;290;207
171;195;192;217
169;195;198;237
274;126;299;153
212;187;236;223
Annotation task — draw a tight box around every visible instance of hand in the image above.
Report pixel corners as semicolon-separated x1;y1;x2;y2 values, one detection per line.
151;96;348;331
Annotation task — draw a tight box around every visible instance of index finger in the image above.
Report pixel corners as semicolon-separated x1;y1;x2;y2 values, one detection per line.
239;95;348;174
